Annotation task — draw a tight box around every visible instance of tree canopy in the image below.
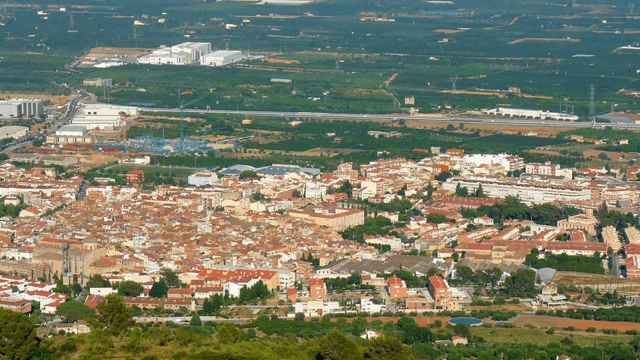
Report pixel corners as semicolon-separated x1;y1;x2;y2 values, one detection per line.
0;309;40;360
56;300;95;322
93;294;133;336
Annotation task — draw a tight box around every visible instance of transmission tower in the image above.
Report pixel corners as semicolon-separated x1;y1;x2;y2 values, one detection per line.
589;84;596;125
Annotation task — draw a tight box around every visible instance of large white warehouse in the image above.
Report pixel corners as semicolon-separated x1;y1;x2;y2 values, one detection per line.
201;50;244;67
138;42;212;65
484;107;579;121
71;103;139;130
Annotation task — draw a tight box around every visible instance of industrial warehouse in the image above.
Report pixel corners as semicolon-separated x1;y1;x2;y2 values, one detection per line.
0;99;44;120
137;42;246;67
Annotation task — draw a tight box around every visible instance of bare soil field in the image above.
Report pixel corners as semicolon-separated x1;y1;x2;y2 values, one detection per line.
406;120;571;137
0;92;70;106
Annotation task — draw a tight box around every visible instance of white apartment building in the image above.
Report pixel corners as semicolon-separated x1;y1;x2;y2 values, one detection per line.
304;181;327;200
442;176;592;205
293;301;341;318
461;154;524;173
525;162;573;179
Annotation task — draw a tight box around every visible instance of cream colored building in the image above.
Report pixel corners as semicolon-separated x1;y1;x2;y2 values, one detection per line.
602;226;621;252
557;210;598;237
288;207;364;231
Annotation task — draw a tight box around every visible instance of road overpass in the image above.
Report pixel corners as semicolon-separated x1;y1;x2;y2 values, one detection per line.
140;107;640;130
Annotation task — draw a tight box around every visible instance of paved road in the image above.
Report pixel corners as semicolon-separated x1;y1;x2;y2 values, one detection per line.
141;107;640;129
1;97;81;155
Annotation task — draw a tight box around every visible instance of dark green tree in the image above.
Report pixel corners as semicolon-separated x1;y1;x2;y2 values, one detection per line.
149;279;168;298
216;324;244;344
503;268;536;298
161;268;182;288
364;336;415;360
93;294;133;336
190;314;202;326
56;300;95;322
0;309;40;360
85;275;111;289
117;281;143;297
315;330;363;360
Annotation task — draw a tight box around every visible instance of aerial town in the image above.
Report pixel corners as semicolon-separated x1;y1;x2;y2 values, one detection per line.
4;0;640;358
0;99;640;324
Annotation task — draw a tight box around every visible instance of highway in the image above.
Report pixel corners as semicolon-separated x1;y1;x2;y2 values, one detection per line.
141;107;640;130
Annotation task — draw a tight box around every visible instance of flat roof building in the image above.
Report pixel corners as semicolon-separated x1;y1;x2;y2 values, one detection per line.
0;99;44;120
71;103;138;130
201;50;244;67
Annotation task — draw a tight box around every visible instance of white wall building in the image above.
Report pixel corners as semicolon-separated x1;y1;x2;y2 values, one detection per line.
72;103;138;130
0;99;44;119
304;181;326;200
89;287;117;297
525;162;573;180
443;176;591;205
293;301;341;318
201;50;244;67
188;171;220;187
138;42;212;65
56;125;87;137
360;298;386;314
484;107;579;121
461;154;524;173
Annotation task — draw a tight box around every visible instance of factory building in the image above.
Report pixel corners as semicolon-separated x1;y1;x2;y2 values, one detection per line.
0;126;29;140
71;103;139;130
82;78;113;88
0;99;44;119
484;107;579;121
46;125;94;145
138;42;212;65
201;50;244;67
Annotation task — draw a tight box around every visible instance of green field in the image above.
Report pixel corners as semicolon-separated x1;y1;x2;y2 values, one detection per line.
1;0;640;115
471;326;632;347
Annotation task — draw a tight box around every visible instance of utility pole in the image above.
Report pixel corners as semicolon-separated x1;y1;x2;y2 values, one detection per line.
590;84;596;126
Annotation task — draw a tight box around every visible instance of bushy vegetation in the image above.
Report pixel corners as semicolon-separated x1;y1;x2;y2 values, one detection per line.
6;302;640;360
340;216;398;243
0;197;27;218
525;250;605;274
541;306;640;323
461;196;581;226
